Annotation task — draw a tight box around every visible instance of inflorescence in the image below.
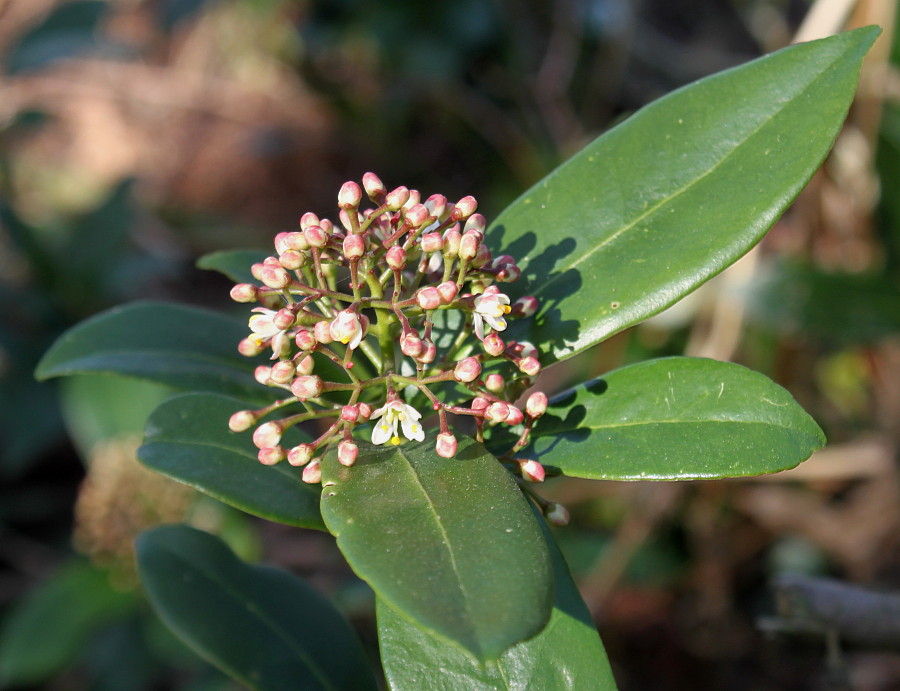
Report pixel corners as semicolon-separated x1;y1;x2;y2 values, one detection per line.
228;173;567;524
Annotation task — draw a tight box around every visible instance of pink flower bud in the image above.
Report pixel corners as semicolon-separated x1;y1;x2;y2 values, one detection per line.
416;286;442;310
341;405;360;423
238;338;264;357
420;232;444;253
320;218;335;235
253;421;282;449
526;391;548;418
291;375;324;400
452;195;478;220
436;432;458;458
288;444;314;466
342;234;366;259
228;410;256;432
274;231;291;254
485;373;504;394
329;310;365;349
485;401;509;424
313;320;333;344
483;332;505;357
386;246;407;269
270;360;296;384
386;186;410;211
278;250;306;270
497;264;521;282
273;308;295;330
254;365;272;385
230;283;259;303
294;329;316;351
260;294;282;310
296;354;315;375
442;227;461;258
471;396;490;413
454;357;482;383
436;281;458;304
416;340;437;364
338;181;362;209
357;402;373;421
363;172;386;200
459;230;481;260
260;265;291;289
505;405;525;426
463;213;486;234
302;459;322;483
258;446;285;465
519;459;545;483
299;212;320;230
545;502;570;526
303;225;328;248
404;203;431;229
284;231;309;251
404;190;421;208
472;243;492;269
425;194;448;219
338;209;360;233
511;296;539;318
518;356;541;376
338;440;359;467
250;263;265;281
400;332;424;357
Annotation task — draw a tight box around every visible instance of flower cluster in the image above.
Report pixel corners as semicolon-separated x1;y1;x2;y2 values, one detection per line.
228;174;560;519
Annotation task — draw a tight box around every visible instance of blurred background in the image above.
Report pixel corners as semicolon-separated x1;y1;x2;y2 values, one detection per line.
1;0;900;689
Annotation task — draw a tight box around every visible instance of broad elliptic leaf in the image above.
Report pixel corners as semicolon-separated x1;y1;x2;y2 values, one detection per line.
36;301;272;404
136;525;378;691
530;357;825;480
490;27;879;364
197;249;269;285
139;393;324;530
377;514;617;690
320;437;554;662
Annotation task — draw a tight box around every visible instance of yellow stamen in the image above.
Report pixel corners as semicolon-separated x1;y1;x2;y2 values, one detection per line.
391;436;401;445
502;305;511;314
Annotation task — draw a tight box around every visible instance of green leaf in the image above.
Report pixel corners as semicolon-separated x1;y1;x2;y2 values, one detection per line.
0;560;137;686
197;249;269;285
35;301;273;404
377;516;617;690
530;357;824;480
320;437;554;662
490;27;879;364
139;393;324;530
136;525;378;691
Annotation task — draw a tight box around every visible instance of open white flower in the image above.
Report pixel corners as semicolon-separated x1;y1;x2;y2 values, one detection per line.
329;309;365;349
248;308;289;359
370;399;424;445
472;291;511;340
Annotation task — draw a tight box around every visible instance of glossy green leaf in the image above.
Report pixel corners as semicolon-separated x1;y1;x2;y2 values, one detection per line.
320;437;554;662
139;393;324;530
490;27;879;364
378;515;617;690
0;560;137;686
531;357;825;480
136;525;378;691
36;301;272;404
197;249;269;285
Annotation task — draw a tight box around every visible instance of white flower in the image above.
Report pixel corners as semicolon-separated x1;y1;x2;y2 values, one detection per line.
248;308;289;360
329;309;365;349
370;400;424;445
472;291;511;340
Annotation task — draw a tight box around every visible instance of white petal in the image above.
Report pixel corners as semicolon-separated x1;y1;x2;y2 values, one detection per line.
348;327;363;350
400;416;425;442
473;314;485;340
370;404;388;420
401;402;422;420
371;419;392;445
484;314;507;332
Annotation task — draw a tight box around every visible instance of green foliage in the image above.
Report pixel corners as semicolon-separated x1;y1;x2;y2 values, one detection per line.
492;27;879;365
139;393;325;530
530;357;825;480
320;437;553;662
136;525;378;691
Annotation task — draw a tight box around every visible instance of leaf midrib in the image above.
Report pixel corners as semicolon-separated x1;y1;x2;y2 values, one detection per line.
534;45;849;298
536;416;821;435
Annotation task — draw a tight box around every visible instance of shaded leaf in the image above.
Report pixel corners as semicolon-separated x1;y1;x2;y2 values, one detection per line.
139;393;324;530
35;301;272;404
0;561;137;686
531;357;825;480
320;436;554;662
136;525;377;691
378;514;617;690
490;28;879;364
197;249;269;285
